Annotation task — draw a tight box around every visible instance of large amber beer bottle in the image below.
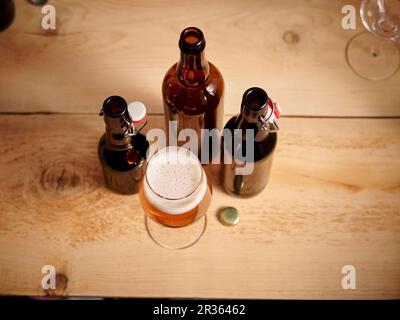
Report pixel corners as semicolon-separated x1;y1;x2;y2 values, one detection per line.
162;27;224;158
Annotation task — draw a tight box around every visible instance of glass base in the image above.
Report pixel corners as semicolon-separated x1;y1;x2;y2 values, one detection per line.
346;32;400;80
145;214;207;250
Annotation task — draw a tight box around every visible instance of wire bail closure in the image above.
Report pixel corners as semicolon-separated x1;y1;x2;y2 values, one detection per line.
99;106;148;139
258;99;281;133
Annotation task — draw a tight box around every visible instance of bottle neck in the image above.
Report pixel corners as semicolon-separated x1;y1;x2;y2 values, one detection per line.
177;50;210;86
101;96;133;147
234;111;269;142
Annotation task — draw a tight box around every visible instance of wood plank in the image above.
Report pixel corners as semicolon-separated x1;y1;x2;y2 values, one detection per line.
0;0;399;116
0;115;399;298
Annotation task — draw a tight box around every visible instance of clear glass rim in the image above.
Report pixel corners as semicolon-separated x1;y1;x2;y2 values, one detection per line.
144;146;204;201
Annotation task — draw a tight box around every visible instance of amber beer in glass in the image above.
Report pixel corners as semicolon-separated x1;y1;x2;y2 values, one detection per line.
140;146;212;228
162;27;224;157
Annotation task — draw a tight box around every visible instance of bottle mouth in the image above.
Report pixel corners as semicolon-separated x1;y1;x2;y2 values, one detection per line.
179;27;206;54
102;95;128;118
243;87;270;111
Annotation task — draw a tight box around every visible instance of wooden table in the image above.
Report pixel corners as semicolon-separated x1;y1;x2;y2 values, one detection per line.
0;0;399;299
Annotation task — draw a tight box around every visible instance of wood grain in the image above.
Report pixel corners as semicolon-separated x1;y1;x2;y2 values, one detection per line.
0;115;399;298
0;0;399;116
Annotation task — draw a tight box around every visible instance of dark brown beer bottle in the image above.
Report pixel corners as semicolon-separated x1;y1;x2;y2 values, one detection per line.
221;87;280;197
162;27;224;158
98;96;149;194
0;0;15;32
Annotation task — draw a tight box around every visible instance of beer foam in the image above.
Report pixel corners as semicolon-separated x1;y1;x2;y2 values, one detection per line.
144;146;207;215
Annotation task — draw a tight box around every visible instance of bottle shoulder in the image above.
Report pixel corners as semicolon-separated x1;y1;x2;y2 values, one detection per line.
162;60;224;119
98;133;149;171
162;62;224;92
131;132;150;159
223;116;278;159
224;115;238;130
208;62;224;86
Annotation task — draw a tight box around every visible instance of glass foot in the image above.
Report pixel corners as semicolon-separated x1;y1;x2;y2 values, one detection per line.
145;214;207;250
346;32;400;80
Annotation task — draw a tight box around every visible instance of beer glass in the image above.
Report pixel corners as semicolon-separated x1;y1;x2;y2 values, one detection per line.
139;146;212;249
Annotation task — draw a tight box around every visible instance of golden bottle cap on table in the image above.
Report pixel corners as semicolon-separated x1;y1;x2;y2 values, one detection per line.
219;207;239;226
